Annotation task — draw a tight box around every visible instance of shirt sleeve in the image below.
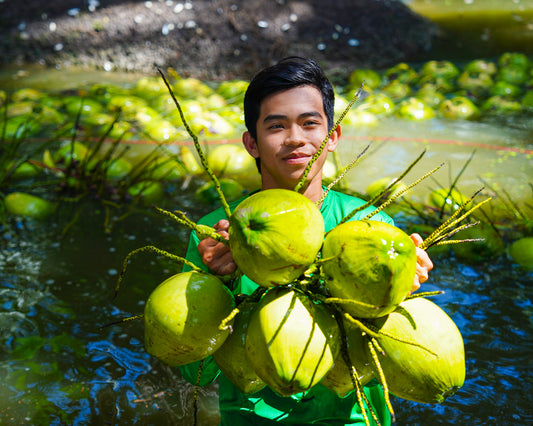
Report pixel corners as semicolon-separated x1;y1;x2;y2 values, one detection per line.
182;230;209;273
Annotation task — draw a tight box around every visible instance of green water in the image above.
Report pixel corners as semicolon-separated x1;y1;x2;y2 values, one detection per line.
406;0;533;57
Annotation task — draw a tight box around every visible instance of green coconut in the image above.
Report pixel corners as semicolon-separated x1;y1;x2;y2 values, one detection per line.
213;303;266;394
195;178;244;205
245;287;340;397
368;297;465;404
4;192;57;220
207;144;256;177
229;189;325;287
428;188;470;214
320;319;374;397
144;271;235;366
508;237;533;269
53;141;89;166
322;220;416;318
128;181;165;206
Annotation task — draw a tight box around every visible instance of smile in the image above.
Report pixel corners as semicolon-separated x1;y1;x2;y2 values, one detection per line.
283;152;313;165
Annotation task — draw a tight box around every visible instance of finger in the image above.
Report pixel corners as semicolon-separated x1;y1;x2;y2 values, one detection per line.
213;219;230;232
409;233;424;247
198;237;220;252
213;219;230;240
200;241;229;264
416;247;434;273
416;261;429;284
210;254;237;276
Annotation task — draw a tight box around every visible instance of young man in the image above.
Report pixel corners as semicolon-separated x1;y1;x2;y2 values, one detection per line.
180;57;433;425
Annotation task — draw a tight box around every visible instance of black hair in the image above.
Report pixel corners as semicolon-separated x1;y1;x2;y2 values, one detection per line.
243;57;335;141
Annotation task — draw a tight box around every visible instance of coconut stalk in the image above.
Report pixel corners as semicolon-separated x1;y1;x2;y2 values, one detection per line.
113;245;203;299
331;150;441;225
316;143;372;206
334;310;381;426
434;150;476;220
294;83;366;194
157;67;232;219
363;160;444;221
420;189;492;250
153;205;227;244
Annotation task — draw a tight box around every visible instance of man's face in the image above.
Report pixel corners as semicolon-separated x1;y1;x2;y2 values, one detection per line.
242;85;339;192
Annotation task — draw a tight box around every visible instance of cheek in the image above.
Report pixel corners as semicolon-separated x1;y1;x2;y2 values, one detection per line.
311;151;328;171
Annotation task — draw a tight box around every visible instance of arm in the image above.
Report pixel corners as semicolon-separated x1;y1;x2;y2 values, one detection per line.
409;233;433;293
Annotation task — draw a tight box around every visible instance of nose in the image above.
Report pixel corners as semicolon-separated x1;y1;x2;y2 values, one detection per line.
284;124;305;146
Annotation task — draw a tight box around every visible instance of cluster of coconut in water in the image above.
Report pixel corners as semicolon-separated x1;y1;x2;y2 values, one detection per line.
115;74;486;426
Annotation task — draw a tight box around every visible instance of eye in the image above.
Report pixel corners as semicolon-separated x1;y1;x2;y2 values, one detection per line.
268;123;283;130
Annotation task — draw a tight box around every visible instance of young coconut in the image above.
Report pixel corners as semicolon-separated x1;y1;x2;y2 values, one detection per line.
321;220;416;318
229;189;325;287
368;297;465;404
144;271;235;366
245;287;340;397
212;302;267;395
320;319;375;398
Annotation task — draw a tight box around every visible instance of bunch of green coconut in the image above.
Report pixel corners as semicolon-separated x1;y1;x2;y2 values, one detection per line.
122;87;471;425
142;188;466;424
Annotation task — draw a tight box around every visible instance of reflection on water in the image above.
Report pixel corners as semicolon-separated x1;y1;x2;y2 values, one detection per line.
394;254;533;425
0;184;531;425
338;117;532;205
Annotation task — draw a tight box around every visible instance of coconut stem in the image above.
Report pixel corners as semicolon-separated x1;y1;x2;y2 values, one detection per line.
406;290;444;300
113;245;202;299
219;286;265;331
153;205;228;245
421;191;492;250
368;338;395;422
325;297;382;313
157;67;232;219
346;313;438;356
436;149;476;221
317;143;372;206
336;149;425;223
364;161;444;220
193;358;206;426
335;312;380;426
99;314;144;330
294;83;365;193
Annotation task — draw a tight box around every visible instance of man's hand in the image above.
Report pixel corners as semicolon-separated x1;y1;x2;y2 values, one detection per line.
197;219;237;276
409;233;433;293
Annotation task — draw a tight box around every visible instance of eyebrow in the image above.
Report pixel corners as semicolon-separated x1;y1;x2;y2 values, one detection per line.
262;111;323;124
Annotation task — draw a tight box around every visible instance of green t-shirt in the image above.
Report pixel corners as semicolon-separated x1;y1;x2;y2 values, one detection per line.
180;189;394;425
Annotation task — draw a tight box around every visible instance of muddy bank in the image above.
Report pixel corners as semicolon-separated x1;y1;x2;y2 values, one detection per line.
0;0;439;81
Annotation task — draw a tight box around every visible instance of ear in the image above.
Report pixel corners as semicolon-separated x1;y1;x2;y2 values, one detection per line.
243;131;260;158
326;124;341;153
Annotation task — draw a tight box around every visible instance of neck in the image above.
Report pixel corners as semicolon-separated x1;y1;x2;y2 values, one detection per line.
261;175;324;203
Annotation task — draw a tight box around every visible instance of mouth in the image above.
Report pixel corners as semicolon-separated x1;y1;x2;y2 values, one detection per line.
283;152;313;165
